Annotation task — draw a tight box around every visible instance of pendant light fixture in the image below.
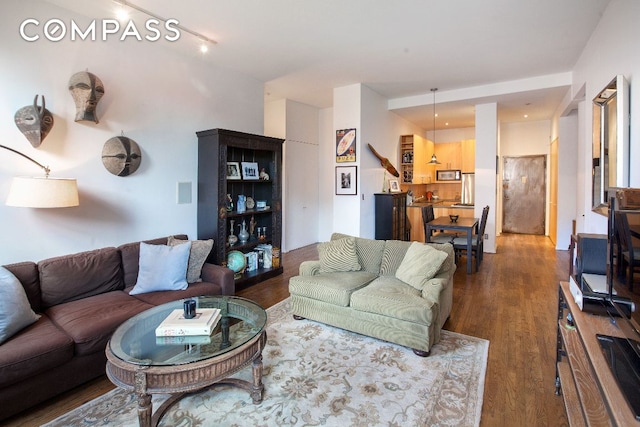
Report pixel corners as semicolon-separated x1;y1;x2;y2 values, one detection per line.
427;88;441;165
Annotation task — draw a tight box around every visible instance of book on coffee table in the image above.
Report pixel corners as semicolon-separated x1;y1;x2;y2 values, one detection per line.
155;335;212;345
155;308;221;337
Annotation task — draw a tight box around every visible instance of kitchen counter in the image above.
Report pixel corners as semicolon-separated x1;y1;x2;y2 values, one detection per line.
408;200;474;209
406;201;475;241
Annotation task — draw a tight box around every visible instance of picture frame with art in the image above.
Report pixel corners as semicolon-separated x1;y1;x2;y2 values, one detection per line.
241;162;259;180
226;162;241;180
388;178;401;193
335;165;357;195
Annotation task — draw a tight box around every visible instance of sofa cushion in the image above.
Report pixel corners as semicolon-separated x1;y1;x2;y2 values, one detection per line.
0;267;41;345
350;276;437;325
167;236;213;283
129;242;191;295
428;243;455;276
45;291;152;356
289;271;377;306
379;240;412;275
39;247;124;309
119;235;188;287
4;262;40;313
318;237;361;273
0;315;74;388
331;233;385;274
395;242;448;291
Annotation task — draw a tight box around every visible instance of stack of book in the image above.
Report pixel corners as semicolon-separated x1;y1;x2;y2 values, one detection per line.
155;308;221;338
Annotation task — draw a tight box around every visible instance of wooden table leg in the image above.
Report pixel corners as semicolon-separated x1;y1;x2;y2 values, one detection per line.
250;353;264;403
135;369;153;427
466;229;473;274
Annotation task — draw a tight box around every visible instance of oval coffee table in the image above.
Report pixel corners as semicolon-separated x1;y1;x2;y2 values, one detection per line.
105;296;267;427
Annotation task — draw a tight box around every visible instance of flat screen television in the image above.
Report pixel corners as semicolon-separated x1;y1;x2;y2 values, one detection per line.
601;188;640;419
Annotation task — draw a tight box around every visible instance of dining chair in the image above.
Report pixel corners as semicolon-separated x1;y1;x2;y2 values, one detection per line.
614;211;640;291
452;205;489;271
422;205;456;244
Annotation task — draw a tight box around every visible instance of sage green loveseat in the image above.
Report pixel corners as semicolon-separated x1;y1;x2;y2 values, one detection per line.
289;233;455;356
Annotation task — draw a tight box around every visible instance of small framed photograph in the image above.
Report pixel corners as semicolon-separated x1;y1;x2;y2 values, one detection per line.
389;178;401;193
241;162;259;180
226;162;241;180
335;165;357;195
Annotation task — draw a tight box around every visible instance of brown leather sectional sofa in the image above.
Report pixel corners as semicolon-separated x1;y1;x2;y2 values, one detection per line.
0;235;233;421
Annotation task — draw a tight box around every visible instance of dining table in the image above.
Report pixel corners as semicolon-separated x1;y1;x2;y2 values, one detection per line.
425;216;479;274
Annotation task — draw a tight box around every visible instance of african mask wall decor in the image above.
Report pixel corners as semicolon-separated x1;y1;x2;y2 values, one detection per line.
68;71;104;123
102;135;142;177
14;95;54;148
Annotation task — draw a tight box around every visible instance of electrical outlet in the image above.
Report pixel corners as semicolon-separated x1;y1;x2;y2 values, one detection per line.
484;234;488;240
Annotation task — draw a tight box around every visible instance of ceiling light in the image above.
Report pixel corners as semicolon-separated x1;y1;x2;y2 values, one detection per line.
427;88;441;165
113;0;217;49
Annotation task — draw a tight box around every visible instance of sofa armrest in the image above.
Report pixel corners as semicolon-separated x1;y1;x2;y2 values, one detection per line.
421;277;447;302
201;263;235;295
299;260;321;276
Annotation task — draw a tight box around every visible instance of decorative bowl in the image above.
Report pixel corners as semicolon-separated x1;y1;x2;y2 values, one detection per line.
449;214;459;223
226;250;246;274
256;200;267;209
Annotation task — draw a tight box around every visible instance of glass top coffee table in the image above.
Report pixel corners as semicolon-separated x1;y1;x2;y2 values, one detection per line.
105;296;267;427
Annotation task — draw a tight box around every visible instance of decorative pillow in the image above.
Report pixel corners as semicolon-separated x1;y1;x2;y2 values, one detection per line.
0;266;41;344
168;236;214;283
129;241;191;295
318;237;361;273
395;242;448;290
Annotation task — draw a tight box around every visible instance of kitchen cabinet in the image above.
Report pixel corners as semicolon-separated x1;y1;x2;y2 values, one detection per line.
461;139;475;172
434;142;462;172
196;128;284;287
399;134;434;184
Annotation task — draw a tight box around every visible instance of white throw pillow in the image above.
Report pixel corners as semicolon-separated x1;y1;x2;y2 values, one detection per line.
167;236;213;283
129;242;191;295
0;266;41;344
395;242;448;291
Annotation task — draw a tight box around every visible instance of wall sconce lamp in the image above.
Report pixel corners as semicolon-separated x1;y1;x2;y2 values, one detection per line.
0;144;79;208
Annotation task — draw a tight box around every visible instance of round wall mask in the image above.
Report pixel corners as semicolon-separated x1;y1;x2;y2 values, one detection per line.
102;136;142;176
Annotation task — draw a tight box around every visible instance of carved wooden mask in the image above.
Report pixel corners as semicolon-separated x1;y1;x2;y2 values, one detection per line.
14;95;54;148
102;136;142;176
68;71;104;123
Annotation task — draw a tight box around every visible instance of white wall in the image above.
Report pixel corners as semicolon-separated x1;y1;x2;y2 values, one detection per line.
500;121;551;156
556;112;579;249
318;107;334;242
331;84;425;240
475;103;498;253
0;1;265;264
500;120;552;236
569;0;640;234
265;99;320;252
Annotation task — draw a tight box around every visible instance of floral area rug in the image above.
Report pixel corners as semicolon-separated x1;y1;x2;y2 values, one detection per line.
45;298;488;427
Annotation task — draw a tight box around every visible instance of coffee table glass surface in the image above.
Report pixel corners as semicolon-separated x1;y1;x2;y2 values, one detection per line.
109;295;267;366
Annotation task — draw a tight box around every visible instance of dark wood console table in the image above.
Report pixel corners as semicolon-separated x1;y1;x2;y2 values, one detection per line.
556;281;640;426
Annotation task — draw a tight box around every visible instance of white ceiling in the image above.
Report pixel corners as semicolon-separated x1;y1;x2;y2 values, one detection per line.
46;0;611;130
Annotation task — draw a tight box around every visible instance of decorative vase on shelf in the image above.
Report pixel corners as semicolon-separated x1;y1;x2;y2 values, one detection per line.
228;219;238;246
238;220;249;243
237;195;246;213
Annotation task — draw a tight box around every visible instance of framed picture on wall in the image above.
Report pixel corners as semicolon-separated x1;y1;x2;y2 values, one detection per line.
335;165;357;195
336;128;356;162
227;162;241;180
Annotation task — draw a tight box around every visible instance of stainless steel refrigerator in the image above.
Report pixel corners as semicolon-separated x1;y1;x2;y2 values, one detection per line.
461;173;475;205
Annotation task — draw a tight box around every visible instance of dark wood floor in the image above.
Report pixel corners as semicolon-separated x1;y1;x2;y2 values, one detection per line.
3;234;569;427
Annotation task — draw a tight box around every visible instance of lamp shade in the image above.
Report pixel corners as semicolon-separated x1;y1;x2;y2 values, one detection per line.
6;177;79;208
